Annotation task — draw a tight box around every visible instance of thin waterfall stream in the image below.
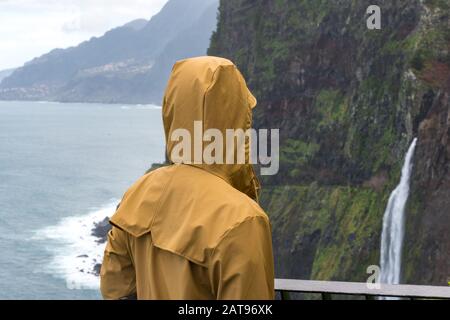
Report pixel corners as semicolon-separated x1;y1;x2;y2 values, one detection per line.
379;138;418;286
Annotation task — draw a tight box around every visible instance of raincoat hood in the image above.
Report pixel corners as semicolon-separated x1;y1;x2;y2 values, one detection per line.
163;56;260;200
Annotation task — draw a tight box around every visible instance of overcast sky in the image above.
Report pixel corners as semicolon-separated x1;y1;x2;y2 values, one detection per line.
0;0;169;70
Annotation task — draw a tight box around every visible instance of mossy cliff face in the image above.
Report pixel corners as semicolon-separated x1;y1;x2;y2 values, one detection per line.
209;0;449;284
403;0;450;282
259;185;389;281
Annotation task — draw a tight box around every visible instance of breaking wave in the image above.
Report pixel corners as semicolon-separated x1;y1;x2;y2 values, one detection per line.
33;200;118;290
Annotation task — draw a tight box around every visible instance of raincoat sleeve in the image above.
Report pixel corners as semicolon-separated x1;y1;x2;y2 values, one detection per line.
100;226;136;299
209;216;275;300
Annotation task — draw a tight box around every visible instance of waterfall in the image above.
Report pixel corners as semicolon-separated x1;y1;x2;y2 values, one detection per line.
379;138;417;286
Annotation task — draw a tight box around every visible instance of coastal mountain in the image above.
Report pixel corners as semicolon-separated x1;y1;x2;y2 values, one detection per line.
209;0;449;285
0;68;15;83
0;0;219;104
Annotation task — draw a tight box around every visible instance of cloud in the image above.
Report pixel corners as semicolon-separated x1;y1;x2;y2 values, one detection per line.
0;0;169;69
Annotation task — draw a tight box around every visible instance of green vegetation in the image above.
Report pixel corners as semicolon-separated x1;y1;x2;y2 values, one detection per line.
281;140;320;166
315;90;348;130
261;184;389;281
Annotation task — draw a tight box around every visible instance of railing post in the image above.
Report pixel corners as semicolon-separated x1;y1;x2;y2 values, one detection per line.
321;293;332;300
280;290;291;300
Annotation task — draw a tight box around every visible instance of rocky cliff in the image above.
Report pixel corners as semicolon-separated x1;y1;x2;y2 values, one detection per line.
209;0;449;285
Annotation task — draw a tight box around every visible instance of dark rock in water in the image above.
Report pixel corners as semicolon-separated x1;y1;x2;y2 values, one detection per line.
77;254;88;258
91;217;112;244
90;203;123;275
93;263;102;276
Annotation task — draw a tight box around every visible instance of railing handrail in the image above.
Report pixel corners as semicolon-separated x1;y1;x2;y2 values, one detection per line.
275;279;450;299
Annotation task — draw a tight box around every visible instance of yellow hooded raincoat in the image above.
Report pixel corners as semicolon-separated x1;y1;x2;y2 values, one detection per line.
100;56;275;300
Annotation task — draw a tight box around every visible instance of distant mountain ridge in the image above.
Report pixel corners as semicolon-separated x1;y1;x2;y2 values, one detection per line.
0;0;219;104
0;68;15;83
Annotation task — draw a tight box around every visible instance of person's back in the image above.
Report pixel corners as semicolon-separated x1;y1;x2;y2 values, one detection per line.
100;56;274;300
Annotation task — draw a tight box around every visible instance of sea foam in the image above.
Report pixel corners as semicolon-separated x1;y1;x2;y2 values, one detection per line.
33;200;118;290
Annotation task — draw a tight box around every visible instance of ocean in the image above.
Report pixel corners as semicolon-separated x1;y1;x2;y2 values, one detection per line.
0;101;165;299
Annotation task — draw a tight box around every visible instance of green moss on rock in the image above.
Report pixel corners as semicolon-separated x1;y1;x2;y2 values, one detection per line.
261;184;389;281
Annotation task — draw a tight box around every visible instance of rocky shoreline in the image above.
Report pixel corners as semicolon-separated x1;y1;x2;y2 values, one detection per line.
91;217;112;276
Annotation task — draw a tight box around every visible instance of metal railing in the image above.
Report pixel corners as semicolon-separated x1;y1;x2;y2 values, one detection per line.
275;279;450;300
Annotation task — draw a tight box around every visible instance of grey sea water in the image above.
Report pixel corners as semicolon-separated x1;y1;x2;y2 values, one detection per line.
0;101;165;299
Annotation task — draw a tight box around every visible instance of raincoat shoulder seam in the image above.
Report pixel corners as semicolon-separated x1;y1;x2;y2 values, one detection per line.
210;215;268;259
148;165;178;232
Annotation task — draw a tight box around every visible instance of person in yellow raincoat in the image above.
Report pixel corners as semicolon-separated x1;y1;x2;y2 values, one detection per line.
100;56;275;300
